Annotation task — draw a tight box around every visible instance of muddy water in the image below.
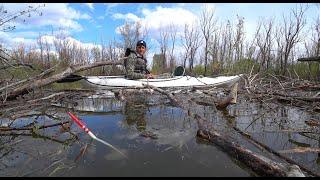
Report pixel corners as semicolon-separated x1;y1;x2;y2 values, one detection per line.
0;91;319;176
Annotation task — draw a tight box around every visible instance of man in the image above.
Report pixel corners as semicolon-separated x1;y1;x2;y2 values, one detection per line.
124;40;154;79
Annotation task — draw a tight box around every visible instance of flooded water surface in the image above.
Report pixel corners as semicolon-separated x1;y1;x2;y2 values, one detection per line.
0;90;319;176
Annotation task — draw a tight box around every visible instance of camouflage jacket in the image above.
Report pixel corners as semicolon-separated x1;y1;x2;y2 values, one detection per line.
125;51;150;79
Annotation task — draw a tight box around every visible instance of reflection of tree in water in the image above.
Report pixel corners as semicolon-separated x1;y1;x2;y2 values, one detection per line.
123;96;148;132
75;98;123;113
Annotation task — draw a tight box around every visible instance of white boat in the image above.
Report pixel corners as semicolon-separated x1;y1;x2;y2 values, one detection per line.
81;74;242;89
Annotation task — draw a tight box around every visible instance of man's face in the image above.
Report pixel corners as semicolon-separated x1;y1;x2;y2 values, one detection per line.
136;45;146;56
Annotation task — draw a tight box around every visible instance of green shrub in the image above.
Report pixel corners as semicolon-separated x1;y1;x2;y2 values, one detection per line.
222;59;259;75
289;62;320;80
193;64;205;76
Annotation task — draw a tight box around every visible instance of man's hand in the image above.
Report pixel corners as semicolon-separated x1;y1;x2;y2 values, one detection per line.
145;74;154;79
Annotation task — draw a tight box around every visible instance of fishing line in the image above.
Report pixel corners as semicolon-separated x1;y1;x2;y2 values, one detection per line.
67;112;128;158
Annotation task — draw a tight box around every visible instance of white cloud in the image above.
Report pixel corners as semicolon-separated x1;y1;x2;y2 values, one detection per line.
113;5;202;65
85;3;94;10
112;13;140;22
7;31;42;39
1;32;102;54
31;48;58;57
114;6;199;38
39;35;56;45
11;37;37;47
57;18;83;32
104;3;125;9
141;6;198;30
1;3;91;32
0;31;12;44
46;36;101;50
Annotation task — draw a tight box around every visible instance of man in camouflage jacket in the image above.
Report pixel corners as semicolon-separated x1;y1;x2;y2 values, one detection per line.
124;40;154;80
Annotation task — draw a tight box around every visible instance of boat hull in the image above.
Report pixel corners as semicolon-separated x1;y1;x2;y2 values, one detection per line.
82;75;242;89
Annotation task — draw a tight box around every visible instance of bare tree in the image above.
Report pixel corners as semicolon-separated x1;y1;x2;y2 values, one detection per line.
106;39;122;75
181;24;192;69
181;23;201;72
0;4;45;32
44;38;51;68
158;24;169;72
118;20;148;50
277;5;307;75
225;20;234;68
200;5;217;75
91;46;101;62
209;27;221;74
244;22;260;63
37;33;45;66
168;23;177;71
255;17;275;71
303;12;320;80
233;15;245;62
218;22;228;68
12;43;26;64
311;16;320;56
0;4;45;74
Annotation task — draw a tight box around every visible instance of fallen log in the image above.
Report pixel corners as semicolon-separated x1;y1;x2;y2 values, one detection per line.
297;56;320;62
143;84;300;176
5;59;125;100
233;126;320;177
196;129;288;176
0;63;35;70
254;90;320;102
0;132;75;144
278;147;320;154
0;121;71;131
0;63;57;93
304;119;320;127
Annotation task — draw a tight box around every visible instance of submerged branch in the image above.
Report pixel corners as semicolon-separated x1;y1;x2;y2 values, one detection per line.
142;84;305;177
0;121;71;131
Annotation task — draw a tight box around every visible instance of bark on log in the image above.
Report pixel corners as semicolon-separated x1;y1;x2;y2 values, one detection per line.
0;121;71;131
278;147;320;154
0;63;35;70
233;126;320;177
304;119;320;127
196;129;288;176
254;90;320;102
143;84;298;176
5;60;124;100
297;56;320;62
0;63;57;92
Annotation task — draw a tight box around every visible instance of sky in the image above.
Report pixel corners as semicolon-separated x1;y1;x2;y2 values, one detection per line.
0;3;319;66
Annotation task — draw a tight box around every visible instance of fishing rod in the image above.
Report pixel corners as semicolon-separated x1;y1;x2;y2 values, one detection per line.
67;111;128;158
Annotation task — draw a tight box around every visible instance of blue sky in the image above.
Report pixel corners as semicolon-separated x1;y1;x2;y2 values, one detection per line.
0;3;319;64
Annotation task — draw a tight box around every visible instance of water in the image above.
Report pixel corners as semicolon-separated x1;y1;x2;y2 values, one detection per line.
0;91;319;176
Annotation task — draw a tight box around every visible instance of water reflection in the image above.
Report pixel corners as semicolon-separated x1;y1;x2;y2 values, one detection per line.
124;99;148;132
2;90;319;176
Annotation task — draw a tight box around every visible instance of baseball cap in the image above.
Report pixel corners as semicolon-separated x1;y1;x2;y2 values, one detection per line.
136;40;146;48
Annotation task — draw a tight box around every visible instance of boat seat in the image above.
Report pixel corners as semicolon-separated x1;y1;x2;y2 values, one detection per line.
173;66;185;76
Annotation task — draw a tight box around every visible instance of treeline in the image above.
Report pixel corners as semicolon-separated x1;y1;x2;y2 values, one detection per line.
150;4;319;80
0;4;319;81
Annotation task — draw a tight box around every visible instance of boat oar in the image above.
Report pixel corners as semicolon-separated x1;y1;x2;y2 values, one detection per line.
67;112;128;158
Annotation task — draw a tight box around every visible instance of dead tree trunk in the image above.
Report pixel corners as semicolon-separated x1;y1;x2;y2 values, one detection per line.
196;129;287;176
297;56;320;62
143;84;303;177
5;60;124;100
